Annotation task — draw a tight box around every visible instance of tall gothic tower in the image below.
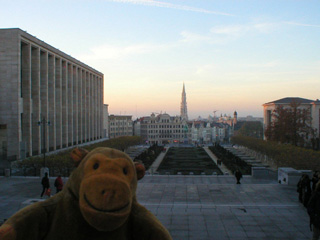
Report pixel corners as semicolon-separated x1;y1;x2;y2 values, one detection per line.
180;83;188;121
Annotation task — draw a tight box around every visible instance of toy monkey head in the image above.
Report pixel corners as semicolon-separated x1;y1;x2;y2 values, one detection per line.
69;147;145;232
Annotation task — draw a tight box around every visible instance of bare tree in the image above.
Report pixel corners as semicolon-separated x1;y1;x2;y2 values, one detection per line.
265;100;314;147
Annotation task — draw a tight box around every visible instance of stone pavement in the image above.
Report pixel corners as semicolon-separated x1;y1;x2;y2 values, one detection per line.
0;175;311;240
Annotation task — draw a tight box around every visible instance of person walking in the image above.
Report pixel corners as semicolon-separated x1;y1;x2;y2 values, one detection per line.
307;182;320;240
40;172;50;198
235;169;242;184
54;175;63;193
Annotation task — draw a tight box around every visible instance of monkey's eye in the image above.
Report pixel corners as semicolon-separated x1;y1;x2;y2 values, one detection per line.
123;167;128;175
93;162;99;170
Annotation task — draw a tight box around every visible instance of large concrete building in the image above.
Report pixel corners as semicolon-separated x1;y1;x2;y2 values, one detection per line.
0;28;104;168
108;115;133;138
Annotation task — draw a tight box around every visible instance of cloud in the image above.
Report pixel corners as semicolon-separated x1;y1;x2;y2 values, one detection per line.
180;31;212;43
210;22;276;36
78;42;168;60
195;63;219;75
106;0;234;16
180;22;278;44
283;21;320;28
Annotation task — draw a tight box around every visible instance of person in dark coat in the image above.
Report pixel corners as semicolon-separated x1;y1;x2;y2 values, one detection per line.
40;172;50;198
235;169;242;184
297;174;312;206
298;174;306;202
54;175;64;193
302;175;312;207
312;171;319;192
307;182;320;240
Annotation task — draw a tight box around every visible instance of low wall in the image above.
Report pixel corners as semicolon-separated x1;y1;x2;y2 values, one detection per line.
251;167;277;179
278;167;312;185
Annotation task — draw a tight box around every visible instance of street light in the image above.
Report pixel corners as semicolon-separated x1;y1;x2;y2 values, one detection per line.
38;117;50;168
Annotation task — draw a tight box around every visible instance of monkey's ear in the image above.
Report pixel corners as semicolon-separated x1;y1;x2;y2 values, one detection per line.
134;162;145;180
71;148;89;167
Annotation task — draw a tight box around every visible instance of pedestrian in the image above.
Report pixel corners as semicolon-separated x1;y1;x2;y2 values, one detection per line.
301;175;312;207
312;171;319;192
235;169;242;184
298;174;306;203
54;175;64;193
40;172;50;198
307;181;320;240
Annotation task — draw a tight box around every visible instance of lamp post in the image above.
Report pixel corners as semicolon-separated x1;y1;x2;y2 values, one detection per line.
38;117;50;173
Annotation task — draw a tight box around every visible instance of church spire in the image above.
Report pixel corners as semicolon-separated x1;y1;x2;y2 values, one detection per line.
180;83;188;121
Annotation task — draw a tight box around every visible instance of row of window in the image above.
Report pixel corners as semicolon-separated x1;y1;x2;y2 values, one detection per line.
148;135;182;139
110;127;133;132
110;122;132;126
147;125;182;129
148;130;182;134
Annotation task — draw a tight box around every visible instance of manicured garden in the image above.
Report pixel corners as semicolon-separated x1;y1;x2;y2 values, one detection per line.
158;147;223;175
208;144;252;175
133;144;164;170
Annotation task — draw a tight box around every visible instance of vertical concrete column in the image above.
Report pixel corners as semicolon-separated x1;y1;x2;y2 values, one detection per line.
67;63;73;146
40;50;49;153
96;76;100;139
97;77;100;139
78;68;82;143
84;72;89;142
93;75;97;140
48;54;56;151
100;77;104;138
88;73;92;141
21;42;32;157
81;70;86;142
31;47;41;155
55;57;62;149
90;74;94;140
61;60;68;148
95;75;98;139
96;76;99;139
73;66;78;145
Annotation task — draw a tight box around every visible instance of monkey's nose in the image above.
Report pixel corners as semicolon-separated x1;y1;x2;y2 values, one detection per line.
101;190;112;200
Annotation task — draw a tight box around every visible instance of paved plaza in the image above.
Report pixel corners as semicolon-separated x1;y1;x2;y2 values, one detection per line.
0;175;311;240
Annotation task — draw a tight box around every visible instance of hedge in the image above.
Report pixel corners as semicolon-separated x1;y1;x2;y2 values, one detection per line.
231;135;320;170
12;136;142;176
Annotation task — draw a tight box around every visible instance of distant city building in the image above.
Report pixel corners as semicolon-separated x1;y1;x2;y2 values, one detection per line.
133;119;141;137
180;83;188;121
103;104;109;138
263;97;320;140
237;115;263;122
190;121;232;144
216;112;238;128
108;115;133;138
0;28;104;168
136;113;186;145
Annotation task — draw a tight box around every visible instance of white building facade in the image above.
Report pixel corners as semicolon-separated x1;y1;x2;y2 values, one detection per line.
263;97;320;145
0;29;104;167
137;113;187;145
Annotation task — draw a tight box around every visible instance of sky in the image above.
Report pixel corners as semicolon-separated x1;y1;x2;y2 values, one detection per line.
1;0;319;119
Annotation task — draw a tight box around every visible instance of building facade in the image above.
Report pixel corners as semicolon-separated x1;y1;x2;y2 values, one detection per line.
108;115;133;138
263;97;320;142
137;113;187;145
190;121;232;144
0;28;104;167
